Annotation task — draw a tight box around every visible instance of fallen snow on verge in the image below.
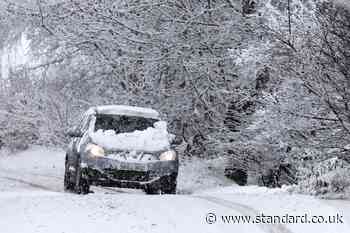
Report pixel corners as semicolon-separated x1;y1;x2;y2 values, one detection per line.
91;121;173;152
197;184;288;196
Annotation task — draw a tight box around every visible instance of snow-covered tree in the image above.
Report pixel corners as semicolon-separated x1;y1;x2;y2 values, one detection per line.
1;0;349;195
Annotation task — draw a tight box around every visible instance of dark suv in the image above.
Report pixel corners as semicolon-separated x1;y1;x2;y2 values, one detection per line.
64;105;179;194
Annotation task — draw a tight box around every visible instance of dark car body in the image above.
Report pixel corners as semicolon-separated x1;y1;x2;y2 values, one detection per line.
64;105;179;194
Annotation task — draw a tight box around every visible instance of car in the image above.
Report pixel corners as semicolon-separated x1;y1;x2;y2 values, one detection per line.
64;105;179;195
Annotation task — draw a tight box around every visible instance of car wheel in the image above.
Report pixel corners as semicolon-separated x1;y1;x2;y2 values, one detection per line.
74;162;90;195
64;157;75;192
144;185;161;195
145;174;177;195
162;174;177;194
163;183;177;194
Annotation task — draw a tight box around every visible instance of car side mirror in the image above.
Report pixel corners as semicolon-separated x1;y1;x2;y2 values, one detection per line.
172;135;183;145
66;128;83;137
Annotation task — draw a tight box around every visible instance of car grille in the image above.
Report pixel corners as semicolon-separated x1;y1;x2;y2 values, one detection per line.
104;169;150;182
106;151;158;162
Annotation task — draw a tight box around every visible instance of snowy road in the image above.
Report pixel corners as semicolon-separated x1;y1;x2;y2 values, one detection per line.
0;147;350;233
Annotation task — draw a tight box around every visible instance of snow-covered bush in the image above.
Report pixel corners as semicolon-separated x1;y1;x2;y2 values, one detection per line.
290;158;350;198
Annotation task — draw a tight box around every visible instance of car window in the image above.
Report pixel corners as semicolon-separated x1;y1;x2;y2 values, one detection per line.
94;114;158;134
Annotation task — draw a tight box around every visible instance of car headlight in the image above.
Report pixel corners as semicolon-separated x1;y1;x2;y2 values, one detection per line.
85;144;105;158
159;150;177;161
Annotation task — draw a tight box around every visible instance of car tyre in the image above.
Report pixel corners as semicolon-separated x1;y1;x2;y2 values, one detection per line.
74;161;90;195
145;174;177;195
144;186;161;195
162;174;177;194
64;157;75;192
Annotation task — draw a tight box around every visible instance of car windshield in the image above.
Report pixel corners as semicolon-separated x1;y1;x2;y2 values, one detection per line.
94;114;158;134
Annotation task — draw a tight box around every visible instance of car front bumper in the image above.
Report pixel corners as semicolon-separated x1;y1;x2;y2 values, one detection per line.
81;156;178;189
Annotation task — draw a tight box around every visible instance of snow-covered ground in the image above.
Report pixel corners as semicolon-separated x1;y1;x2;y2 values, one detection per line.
0;146;350;233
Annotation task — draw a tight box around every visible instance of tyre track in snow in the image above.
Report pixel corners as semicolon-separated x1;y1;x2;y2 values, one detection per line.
82;182;289;233
0;168;63;192
0;175;59;192
191;195;293;233
92;188;293;233
0;168;135;194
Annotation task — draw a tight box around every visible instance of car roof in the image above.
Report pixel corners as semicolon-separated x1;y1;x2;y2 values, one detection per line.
86;105;160;119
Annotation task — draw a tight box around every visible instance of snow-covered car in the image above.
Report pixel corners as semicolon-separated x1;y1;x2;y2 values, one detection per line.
64;105;178;194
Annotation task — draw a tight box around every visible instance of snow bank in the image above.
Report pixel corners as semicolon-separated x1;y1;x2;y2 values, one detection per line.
290;157;350;199
199;184;288;196
90;121;173;152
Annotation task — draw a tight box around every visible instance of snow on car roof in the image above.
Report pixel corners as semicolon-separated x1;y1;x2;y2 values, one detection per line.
86;105;160;119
